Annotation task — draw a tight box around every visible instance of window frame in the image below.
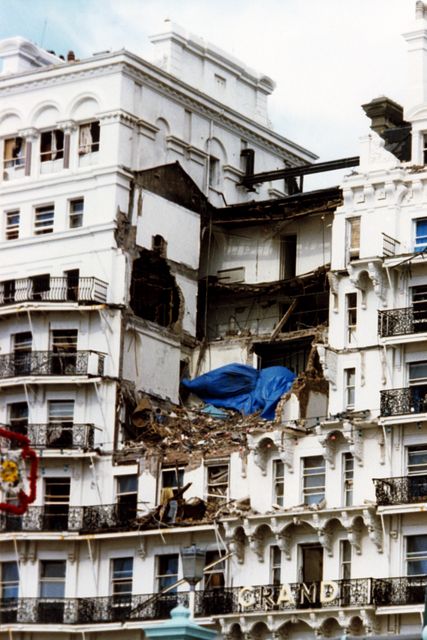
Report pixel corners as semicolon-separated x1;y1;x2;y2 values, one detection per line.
34;203;55;235
155;554;179;593
406;534;427;576
39;559;66;597
5;209;20;240
270;545;282;586
0;561;19;600
78;121;100;156
40;129;64;164
344;367;356;409
346;292;357;343
340;539;352;579
69;198;84;229
111;557;134;597
415;218;427;253
272;459;285;507
302;455;326;505
206;462;229;506
343;452;354;507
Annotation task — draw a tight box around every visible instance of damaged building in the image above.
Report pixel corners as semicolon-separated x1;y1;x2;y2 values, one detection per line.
0;6;427;640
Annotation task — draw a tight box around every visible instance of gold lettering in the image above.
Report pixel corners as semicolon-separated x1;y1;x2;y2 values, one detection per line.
276;583;295;606
300;582;317;604
238;586;256;609
262;586;276;610
320;580;339;603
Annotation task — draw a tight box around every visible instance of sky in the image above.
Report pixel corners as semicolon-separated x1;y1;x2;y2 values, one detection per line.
0;0;413;186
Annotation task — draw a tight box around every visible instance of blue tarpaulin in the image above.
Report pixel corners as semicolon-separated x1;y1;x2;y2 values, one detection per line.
181;363;296;420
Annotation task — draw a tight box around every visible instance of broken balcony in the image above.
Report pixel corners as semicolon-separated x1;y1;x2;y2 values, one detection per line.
0;351;104;380
374;475;427;506
200;266;329;341
0;276;108;307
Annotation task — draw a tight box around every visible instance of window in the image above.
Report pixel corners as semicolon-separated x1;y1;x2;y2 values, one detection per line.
424;134;427;165
270;546;282;586
346;293;357;343
5;210;19;240
50;329;78;374
409;361;427;385
39;560;66;597
13;332;32;376
79;121;100;155
302;456;325;505
111;557;133;596
34;204;54;235
40;129;64;163
343;452;354;507
156;554;179;592
69;198;84;228
32;274;50;300
208;155;219;187
206;463;229;506
8;402;28;438
204;550;225;590
1;561;19;599
345;368;356;408
160;467;184;502
48;400;74;448
347;217;360;260
406;535;427;575
411;284;427;332
280;235;297;280
116;475;138;521
3;136;26;168
415;219;427;252
340;540;352;579
273;459;285;506
407;445;427;475
44;478;70;530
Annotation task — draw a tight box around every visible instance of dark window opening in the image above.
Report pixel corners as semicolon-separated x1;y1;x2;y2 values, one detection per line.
50;329;78;374
130;248;181;328
279;291;329;332
43;478;70;530
32;274;50;301
13;332;32;376
8;402;28;443
280;235;297;280
40;129;64;162
79;121;100;155
65;269;80;301
253;337;313;375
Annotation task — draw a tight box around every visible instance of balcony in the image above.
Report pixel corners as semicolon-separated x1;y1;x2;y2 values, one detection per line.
380;386;427;417
0;277;107;307
373;576;427;607
0;503;144;533
374;476;427;506
2;423;95;450
378;307;427;338
0;351;104;380
0;593;188;625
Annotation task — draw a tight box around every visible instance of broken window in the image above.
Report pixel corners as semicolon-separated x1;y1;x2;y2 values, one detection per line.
254;337;313;375
5;210;20;240
206;463;229;506
130;248;181;328
78;121;100;155
204;550;226;590
3;136;26;169
40;129;64;163
116;475;138;522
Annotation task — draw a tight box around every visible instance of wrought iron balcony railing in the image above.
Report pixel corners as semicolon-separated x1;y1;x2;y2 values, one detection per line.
0;350;104;379
372;576;427;607
374;475;427;506
1;423;95;450
378;307;427;338
1;578;425;625
0;277;107;307
0;503;142;533
0;592;188;625
380;386;427;416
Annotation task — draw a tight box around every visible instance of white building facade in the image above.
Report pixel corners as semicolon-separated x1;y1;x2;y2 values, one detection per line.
0;6;426;640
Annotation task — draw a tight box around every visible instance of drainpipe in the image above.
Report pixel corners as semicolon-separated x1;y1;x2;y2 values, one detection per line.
205;120;213;197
